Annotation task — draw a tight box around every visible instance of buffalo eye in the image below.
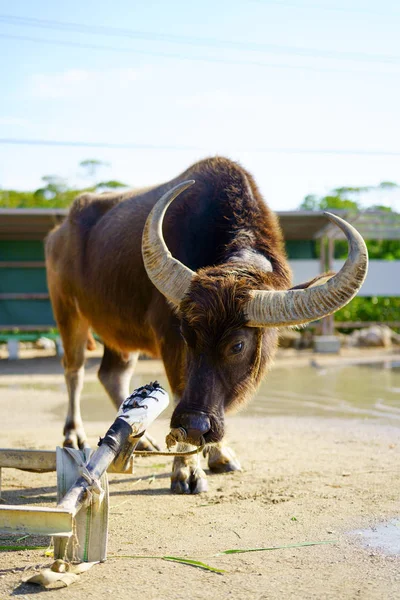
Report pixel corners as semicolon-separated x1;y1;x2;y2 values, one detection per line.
231;341;244;355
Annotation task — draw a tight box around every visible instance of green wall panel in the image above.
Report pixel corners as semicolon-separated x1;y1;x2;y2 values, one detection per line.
285;240;317;259
0;240;45;261
0;299;55;327
0;241;53;328
0;268;48;293
0;239;316;329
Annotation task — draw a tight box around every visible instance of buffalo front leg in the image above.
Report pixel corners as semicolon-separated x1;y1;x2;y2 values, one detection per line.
51;303;90;450
171;444;208;495
98;346;159;451
205;441;242;473
157;327;209;494
64;365;88;449
171;440;241;494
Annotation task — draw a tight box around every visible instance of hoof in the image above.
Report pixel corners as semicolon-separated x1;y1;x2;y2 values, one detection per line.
63;438;77;449
63;429;89;451
207;446;242;474
189;470;209;494
171;466;208;495
171;479;191;495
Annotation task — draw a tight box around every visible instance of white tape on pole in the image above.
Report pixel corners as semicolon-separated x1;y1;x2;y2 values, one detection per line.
116;384;170;435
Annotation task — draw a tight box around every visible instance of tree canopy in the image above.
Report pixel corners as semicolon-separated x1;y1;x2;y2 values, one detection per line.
299;181;398;213
299;182;400;260
0;160;128;208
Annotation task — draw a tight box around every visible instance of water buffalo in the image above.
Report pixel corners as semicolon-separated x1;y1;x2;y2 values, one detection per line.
45;157;368;493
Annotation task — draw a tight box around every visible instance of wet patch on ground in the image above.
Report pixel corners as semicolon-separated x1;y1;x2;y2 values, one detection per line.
350;519;400;556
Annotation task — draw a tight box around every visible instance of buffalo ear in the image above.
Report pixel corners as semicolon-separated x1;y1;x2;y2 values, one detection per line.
290;271;336;291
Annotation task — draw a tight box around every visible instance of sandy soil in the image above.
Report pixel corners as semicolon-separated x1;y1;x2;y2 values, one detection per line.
0;351;399;599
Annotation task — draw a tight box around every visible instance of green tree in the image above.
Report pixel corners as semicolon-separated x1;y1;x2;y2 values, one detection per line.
0;160;129;208
299;192;359;212
95;180;128;191
299;194;319;211
79;159;110;179
299;181;400;326
34;175;68;200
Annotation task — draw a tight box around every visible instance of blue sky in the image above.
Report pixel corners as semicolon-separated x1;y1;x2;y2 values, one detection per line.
0;0;399;210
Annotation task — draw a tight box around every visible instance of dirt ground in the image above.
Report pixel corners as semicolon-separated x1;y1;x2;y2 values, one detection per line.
0;350;399;599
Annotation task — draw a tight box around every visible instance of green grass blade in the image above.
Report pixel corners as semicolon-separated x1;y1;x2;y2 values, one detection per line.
110;554;225;573
110;554;162;560
162;556;225;573
218;540;338;555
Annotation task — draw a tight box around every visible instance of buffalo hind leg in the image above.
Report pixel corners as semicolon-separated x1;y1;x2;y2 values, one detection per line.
98;346;159;451
205;442;242;473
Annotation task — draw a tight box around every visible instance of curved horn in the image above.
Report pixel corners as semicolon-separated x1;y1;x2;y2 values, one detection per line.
245;212;368;327
142;180;196;306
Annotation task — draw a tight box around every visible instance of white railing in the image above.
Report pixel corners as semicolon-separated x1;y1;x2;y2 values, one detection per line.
289;259;400;297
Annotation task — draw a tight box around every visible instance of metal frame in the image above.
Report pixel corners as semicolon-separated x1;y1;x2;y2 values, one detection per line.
0;448;132;549
0;448;134;500
0;506;74;537
0;383;169;563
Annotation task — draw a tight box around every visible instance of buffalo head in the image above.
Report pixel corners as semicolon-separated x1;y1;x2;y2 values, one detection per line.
142;181;368;445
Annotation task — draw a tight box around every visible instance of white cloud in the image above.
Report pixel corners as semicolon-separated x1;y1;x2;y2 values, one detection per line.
30;68;141;99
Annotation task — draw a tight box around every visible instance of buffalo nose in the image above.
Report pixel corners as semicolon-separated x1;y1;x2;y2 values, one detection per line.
179;412;211;443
